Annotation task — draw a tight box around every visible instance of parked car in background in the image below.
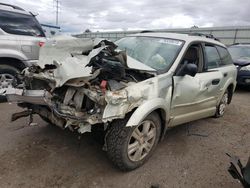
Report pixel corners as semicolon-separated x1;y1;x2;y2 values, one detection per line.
228;43;250;86
6;33;237;171
0;3;46;94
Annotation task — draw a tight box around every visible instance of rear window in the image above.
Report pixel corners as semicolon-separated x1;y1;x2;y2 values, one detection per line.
0;10;45;37
204;45;221;69
217;46;233;66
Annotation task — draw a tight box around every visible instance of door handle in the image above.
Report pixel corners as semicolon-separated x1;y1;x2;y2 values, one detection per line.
212;79;220;85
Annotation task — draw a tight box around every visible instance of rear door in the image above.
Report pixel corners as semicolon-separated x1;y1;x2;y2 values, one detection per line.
0;10;46;60
204;44;236;96
215;45;237;91
170;43;223;127
0;11;20;57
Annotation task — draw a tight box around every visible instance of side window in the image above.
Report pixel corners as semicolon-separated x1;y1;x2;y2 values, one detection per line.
204;45;221;69
0;10;45;37
175;44;203;75
217;46;233;66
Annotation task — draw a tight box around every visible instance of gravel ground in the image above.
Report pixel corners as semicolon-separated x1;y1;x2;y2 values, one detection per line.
0;88;249;188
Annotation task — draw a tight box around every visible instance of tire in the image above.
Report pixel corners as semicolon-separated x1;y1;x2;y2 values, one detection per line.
0;65;20;97
215;91;229;118
106;112;161;171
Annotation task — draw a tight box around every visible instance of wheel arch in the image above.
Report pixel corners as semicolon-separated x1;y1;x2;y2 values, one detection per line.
125;98;170;140
154;108;168;140
0;57;26;71
218;76;236;106
227;83;234;104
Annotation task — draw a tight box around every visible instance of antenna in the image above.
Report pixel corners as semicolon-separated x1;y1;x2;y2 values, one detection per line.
54;0;59;25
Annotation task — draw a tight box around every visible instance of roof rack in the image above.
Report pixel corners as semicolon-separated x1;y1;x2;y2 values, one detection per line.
0;3;25;11
188;32;220;42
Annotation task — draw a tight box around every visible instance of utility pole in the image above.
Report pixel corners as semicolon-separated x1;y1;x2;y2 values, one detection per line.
54;0;59;25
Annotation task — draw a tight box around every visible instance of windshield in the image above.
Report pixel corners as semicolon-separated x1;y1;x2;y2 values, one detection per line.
228;46;250;61
0;10;45;37
115;36;183;71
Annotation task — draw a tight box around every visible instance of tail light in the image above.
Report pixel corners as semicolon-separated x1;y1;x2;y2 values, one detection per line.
38;41;45;47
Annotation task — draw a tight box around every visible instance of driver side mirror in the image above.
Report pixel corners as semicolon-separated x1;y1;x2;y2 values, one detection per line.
176;60;198;77
183;63;198;77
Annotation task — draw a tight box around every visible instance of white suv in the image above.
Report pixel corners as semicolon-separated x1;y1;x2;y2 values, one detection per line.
6;33;237;171
0;3;46;92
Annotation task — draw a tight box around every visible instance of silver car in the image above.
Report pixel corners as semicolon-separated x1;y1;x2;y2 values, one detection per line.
0;3;46;92
6;33;237;171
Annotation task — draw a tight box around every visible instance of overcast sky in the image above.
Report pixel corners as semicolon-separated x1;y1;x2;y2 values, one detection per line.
5;0;250;33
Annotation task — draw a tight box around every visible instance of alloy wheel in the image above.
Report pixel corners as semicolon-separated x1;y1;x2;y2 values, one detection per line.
127;120;157;162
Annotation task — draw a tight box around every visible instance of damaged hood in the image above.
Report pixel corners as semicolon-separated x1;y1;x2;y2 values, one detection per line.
233;57;250;67
33;36;156;87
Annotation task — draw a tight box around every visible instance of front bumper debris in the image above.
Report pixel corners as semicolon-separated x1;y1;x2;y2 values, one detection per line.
6;88;51;105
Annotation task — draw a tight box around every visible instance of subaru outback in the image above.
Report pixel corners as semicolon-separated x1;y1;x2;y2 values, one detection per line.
6;33;237;171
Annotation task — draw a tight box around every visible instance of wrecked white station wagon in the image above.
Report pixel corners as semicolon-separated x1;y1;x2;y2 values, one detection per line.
5;33;237;170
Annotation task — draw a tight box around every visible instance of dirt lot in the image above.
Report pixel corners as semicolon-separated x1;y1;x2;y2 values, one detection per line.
0;88;249;188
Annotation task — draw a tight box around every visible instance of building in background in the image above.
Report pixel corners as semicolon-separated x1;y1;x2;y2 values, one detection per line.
75;26;250;45
41;24;61;37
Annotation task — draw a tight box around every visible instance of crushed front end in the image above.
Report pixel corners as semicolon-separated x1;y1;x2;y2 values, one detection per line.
6;37;156;134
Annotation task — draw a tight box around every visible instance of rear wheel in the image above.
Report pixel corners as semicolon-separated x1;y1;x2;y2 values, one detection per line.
106;112;161;171
215;91;229;117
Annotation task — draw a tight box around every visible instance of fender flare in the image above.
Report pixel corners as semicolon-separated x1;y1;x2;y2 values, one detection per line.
0;49;28;61
125;98;169;127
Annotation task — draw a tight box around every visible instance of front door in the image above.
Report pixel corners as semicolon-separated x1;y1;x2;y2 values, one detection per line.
170;43;223;126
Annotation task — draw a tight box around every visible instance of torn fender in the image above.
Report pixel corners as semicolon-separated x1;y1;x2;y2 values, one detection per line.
125;95;171;127
102;72;173;124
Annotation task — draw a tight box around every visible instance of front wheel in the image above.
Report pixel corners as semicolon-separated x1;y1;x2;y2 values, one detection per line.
0;65;21;101
0;65;20;92
106;112;161;171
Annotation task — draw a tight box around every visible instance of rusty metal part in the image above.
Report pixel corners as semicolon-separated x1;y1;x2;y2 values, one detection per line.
11;110;33;122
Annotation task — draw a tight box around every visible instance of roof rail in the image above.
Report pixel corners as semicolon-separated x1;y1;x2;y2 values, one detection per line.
230;42;250;46
0;3;25;11
188;32;220;42
140;30;155;33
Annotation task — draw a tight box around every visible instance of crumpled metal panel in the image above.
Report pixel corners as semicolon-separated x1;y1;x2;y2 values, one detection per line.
102;72;173;124
26;36;156;88
6;36;168;132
